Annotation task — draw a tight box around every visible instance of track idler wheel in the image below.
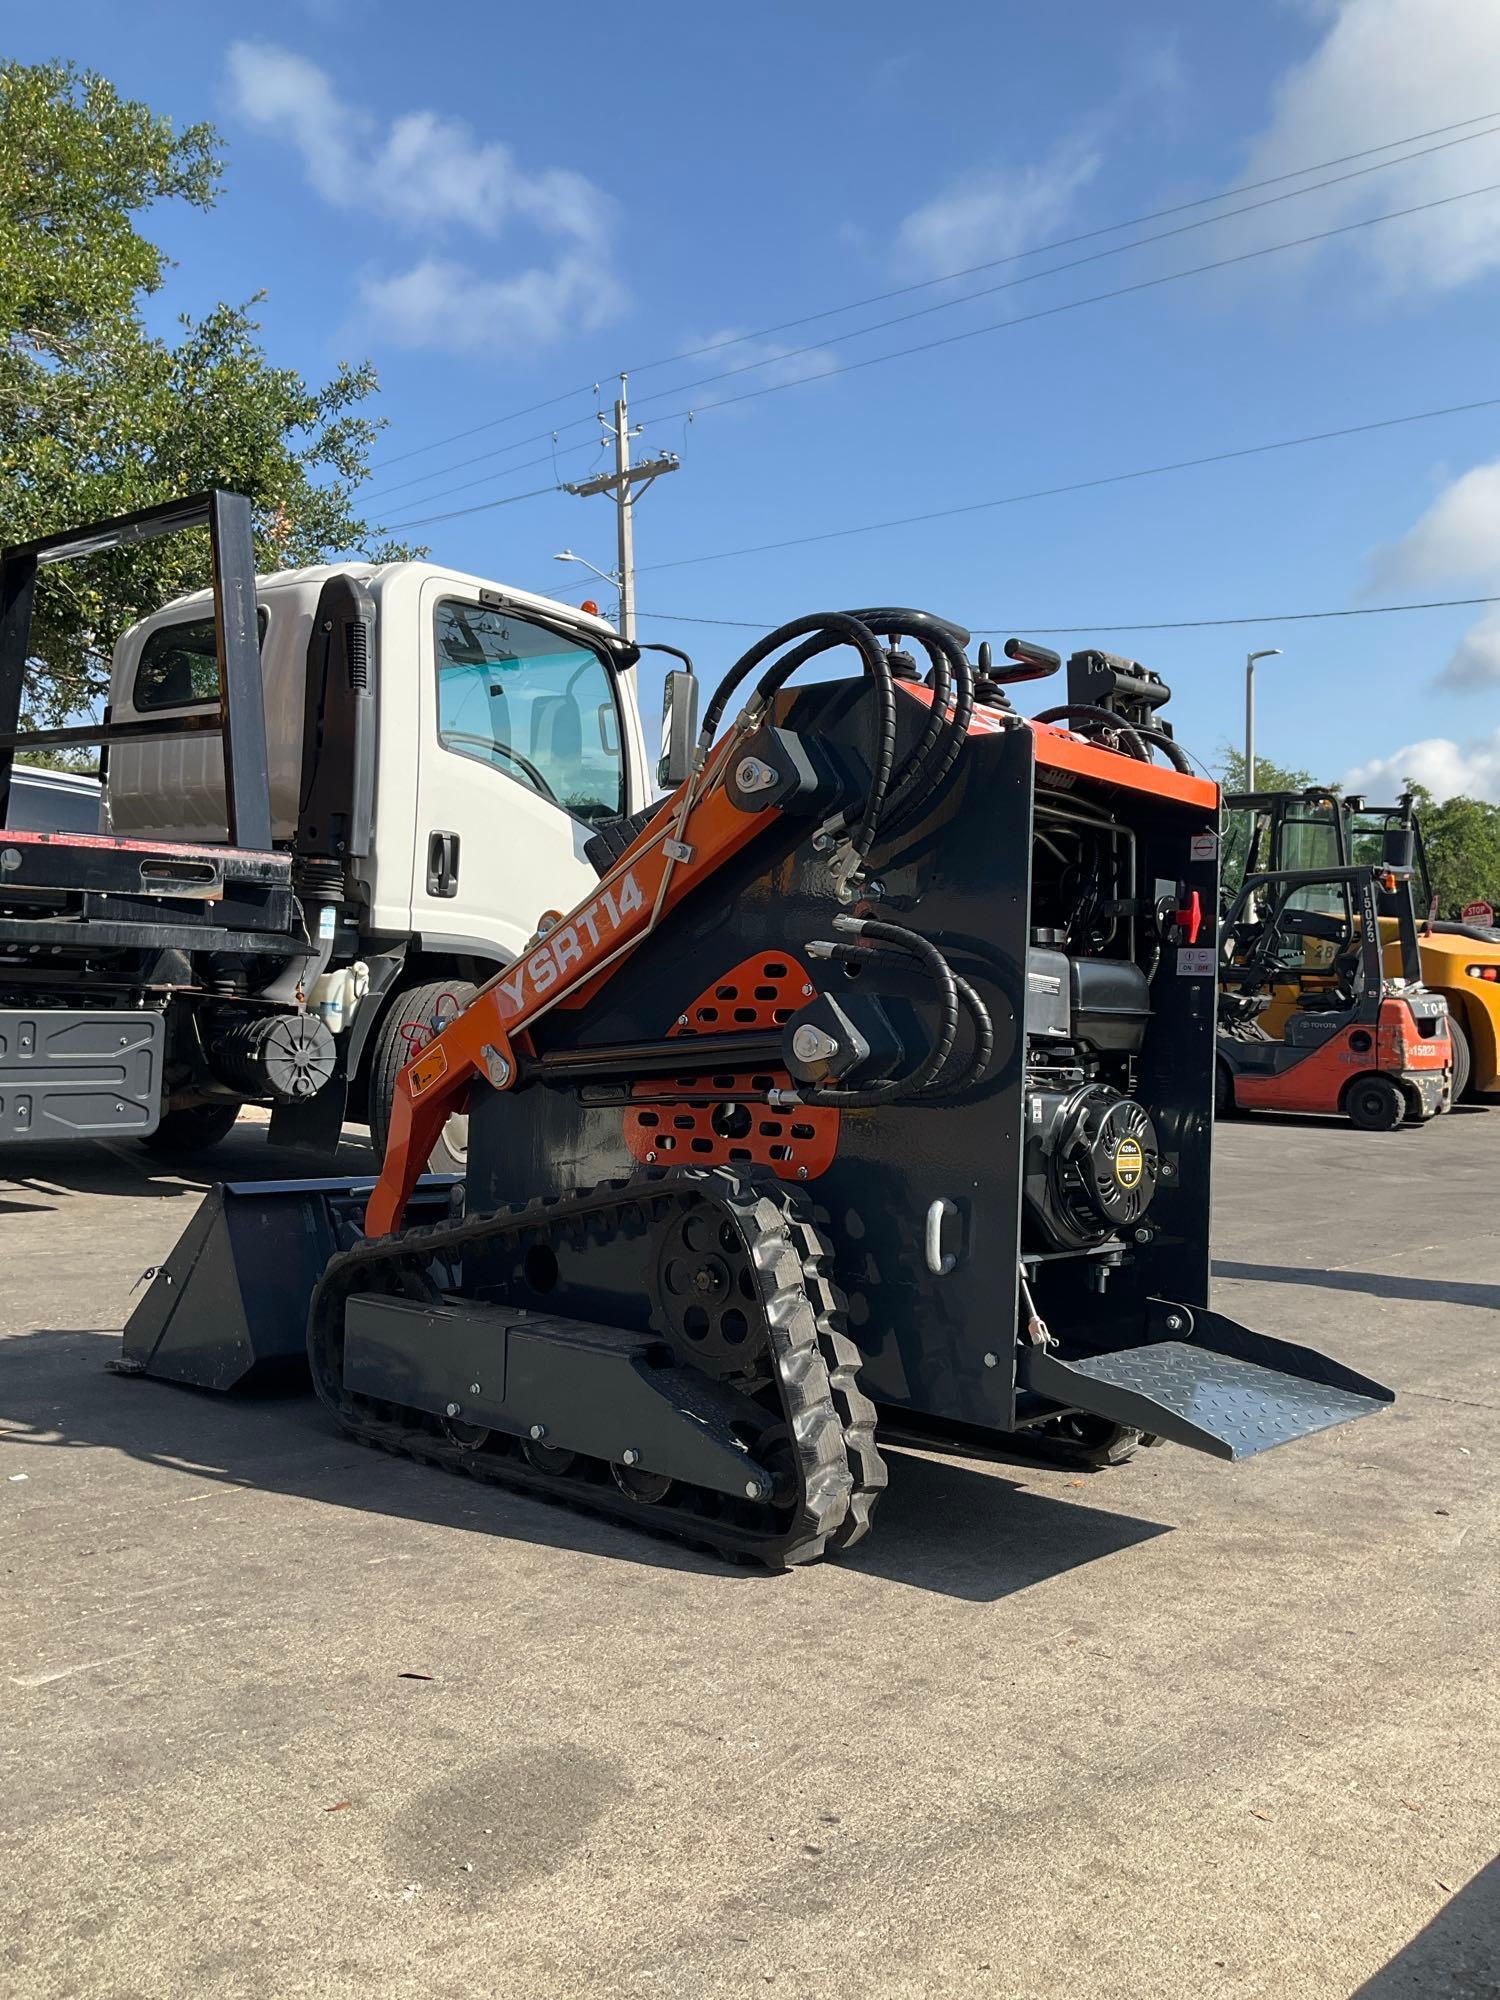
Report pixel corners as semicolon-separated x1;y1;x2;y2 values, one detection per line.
611;1458;675;1504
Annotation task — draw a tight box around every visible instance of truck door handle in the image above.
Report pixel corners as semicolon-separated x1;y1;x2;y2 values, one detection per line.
426;830;460;898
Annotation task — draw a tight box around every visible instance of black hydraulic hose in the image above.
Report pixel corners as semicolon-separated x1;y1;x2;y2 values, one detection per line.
812;607;979;849
888;636;953;807
750;628;898;860
812;624;956;845
1032;703;1150;761
1128;724;1193;773
699;611;897;863
799;915;961;1107
762;607;978;853
945;972;995;1093
878;625;976;837
699;608;889;756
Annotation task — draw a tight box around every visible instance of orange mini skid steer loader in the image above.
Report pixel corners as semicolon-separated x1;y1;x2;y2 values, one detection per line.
121;615;1394;1565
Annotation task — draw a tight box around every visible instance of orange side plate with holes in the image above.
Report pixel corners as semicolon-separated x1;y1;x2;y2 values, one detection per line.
624;955;839;1180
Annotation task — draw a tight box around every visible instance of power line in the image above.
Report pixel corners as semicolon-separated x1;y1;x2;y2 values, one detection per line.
375;481;565;534
630;110;1500;373
628;121;1500;417
364;106;1500;475
617;595;1500;635
371;167;1500;516
989;596;1500;636
362;435;601;510
631;177;1500;434
632;393;1500;574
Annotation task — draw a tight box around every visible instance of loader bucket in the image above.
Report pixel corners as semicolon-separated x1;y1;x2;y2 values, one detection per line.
117;1175;459;1391
1018;1298;1393;1460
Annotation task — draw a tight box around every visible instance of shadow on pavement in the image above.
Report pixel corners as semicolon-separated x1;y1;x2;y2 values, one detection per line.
1352;1855;1499;1997
0;1124;378;1206
1214;1260;1500;1313
1;1327;1170;1603
842;1444;1169;1600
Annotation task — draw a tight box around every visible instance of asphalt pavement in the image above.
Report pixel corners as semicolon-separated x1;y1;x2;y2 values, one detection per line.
1;1108;1496;1999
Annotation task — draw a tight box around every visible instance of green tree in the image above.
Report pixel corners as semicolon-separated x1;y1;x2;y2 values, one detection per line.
1215;745;1321;797
1404;783;1500;917
1214;744;1327;900
0;59;418;741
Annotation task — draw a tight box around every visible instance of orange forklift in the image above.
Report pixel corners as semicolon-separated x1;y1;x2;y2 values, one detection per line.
1217;859;1452;1129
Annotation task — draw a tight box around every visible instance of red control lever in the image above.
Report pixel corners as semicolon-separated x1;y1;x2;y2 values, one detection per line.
1175;888;1203;945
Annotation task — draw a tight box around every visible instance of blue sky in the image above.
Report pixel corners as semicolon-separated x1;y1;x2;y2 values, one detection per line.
15;0;1500;797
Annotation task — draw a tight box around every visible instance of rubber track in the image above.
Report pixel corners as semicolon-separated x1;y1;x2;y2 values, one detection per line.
306;1168;883;1567
787;1210;887;1549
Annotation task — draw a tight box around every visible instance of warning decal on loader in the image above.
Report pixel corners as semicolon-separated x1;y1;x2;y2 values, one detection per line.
409;1045;449;1096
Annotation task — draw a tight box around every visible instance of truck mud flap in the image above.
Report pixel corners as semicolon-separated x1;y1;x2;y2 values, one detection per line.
1018;1298;1393;1460
0;1008;163;1142
117;1174;459;1391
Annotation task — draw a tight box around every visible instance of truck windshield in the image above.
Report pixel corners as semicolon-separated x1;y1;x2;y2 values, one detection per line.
434;601;625;822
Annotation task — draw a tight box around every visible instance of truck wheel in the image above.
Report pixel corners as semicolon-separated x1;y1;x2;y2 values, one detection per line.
139;1101;240;1154
1344;1074;1408;1132
369;979;476;1176
1448;1015;1472;1101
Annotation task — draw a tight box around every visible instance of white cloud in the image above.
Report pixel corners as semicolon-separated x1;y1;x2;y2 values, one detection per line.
1343;726;1500;801
893;137;1102;279
224;42;623;354
1372;459;1500;589
364;254;625;355
1368;457;1500;686
887;36;1180;282
1237;0;1500;292
1437;607;1500;690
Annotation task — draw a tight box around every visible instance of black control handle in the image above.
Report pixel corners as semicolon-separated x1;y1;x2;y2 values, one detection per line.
1002;636;1063;678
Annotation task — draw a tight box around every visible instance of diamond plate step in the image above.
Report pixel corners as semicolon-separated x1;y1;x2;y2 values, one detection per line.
1020;1303;1393;1460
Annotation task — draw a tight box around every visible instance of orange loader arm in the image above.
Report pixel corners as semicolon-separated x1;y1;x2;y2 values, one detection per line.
366;736;767;1236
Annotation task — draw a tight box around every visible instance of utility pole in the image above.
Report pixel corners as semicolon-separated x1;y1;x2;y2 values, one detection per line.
562;374;679;642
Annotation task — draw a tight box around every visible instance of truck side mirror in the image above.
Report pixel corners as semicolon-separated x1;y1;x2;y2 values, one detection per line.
658;668;699;790
1382;826;1414;870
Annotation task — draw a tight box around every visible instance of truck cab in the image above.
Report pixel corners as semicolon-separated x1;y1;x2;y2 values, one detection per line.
107;561;652;968
0;493;663;1161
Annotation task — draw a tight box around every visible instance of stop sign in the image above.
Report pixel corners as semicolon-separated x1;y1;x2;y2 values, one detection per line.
1462;898;1495;925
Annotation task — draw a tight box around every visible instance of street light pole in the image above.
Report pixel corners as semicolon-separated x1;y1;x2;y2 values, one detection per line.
553;549;617;596
1244;647;1283;791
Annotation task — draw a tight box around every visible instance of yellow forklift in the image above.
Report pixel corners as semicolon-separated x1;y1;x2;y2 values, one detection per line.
1224;789;1500;1100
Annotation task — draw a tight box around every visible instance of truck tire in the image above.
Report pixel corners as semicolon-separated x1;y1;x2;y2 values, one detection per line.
1343;1074;1408;1132
368;979;476;1176
139;1101;240;1155
1448;1015;1472;1101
